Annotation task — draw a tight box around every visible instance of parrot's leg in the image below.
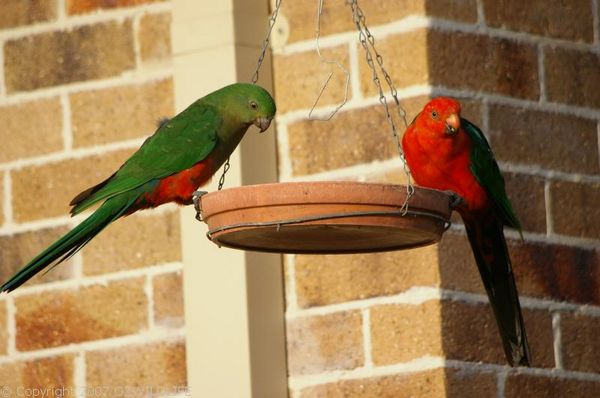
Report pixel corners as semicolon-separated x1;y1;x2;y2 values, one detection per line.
445;191;465;209
192;190;208;221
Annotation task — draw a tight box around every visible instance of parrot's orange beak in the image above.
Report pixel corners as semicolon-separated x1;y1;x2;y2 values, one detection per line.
255;117;272;133
445;113;460;135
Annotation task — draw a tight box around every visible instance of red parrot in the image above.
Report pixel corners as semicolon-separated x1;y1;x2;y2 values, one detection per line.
402;97;530;367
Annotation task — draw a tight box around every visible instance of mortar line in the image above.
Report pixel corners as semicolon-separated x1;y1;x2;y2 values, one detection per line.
60;92;73;151
445;359;600;382
276;84;431;124
5;296;16;356
275;122;293;181
285;286;600;320
537;44;547;103
0;2;173;42
56;0;66;23
2;172;12;227
74;351;86;398
452;221;600;251
0;137;145;172
347;41;362;102
0;69;173;107
279;84;600;127
0;39;5;98
552;311;563;369
593;0;600;44
3;262;183;298
361;308;373;368
0;203;179;237
475;0;486;26
496;370;507;398
481;98;490;133
133;13;143;70
284;254;299;312
597;122;600;172
275;15;430;56
288;356;445;390
145;274;156;331
278;15;600;57
544;180;554;236
0;328;185;364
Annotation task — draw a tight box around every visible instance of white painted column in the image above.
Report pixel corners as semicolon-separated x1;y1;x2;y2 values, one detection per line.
172;1;287;397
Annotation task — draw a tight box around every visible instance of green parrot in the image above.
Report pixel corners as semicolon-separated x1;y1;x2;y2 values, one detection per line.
1;83;276;292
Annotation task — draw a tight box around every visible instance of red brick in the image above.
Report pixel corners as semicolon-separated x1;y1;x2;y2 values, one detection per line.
503;172;547;234
483;0;593;42
82;211;181;275
359;30;429;97
371;300;506;365
15;278;147;350
545;46;600;109
287;311;363;375
294;248;440;308
153;271;184;328
280;0;477;44
521;309;555;368
139;12;172;62
360;29;539;99
0;355;74;396
86;341;187;397
287;100;411;175
440;230;600;306
4;21;135;92
0;226;75;288
561;312;600;373
509;238;600;305
438;231;486;294
428;30;539;99
0;0;57;30
551;181;600;239
67;0;166;14
488;105;599;175
300;368;496;398
70;79;174;148
0;301;6;355
11;149;134;222
273;46;351;114
0;98;63;163
506;374;600;398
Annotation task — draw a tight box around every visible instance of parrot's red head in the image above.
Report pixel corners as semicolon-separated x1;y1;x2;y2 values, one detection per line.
416;97;461;137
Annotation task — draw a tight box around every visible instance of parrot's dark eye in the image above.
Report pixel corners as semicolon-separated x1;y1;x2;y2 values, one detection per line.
431;111;438;119
249;101;258;110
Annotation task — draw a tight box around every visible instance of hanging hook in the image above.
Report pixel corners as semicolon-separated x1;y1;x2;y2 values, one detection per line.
308;0;350;121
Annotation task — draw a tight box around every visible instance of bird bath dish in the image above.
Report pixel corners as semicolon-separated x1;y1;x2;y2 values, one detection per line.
198;181;453;254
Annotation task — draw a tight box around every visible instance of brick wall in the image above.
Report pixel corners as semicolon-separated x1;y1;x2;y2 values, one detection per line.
273;1;600;397
0;0;186;395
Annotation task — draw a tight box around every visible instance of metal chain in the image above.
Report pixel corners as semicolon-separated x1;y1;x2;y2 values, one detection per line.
252;0;283;84
218;0;283;191
347;0;414;213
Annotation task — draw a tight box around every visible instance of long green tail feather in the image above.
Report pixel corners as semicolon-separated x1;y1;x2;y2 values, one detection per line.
1;193;138;293
464;215;531;367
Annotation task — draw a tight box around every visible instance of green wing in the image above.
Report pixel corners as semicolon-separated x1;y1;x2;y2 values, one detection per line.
461;118;521;230
71;103;222;215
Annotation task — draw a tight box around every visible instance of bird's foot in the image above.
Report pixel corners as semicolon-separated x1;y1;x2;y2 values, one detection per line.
192;191;208;221
445;191;465;209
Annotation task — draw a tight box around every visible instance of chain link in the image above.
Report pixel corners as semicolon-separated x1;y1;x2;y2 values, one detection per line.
218;0;283;190
252;0;283;84
347;0;414;213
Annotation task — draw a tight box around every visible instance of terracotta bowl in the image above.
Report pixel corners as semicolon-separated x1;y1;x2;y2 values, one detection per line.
199;181;453;254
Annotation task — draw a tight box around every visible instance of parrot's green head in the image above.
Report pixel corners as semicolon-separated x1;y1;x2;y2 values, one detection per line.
209;83;277;133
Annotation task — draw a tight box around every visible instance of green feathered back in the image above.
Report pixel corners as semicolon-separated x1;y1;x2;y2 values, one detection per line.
461;118;521;230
